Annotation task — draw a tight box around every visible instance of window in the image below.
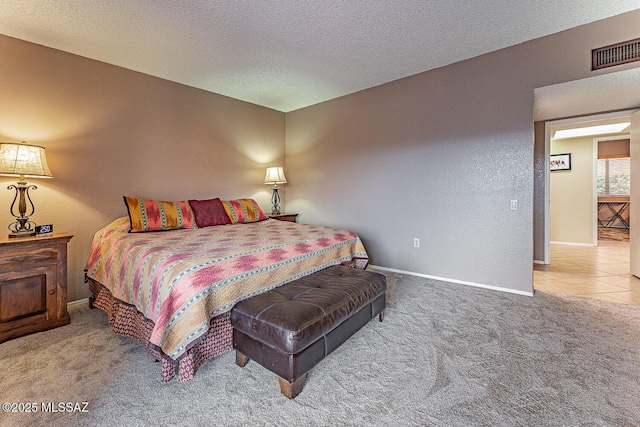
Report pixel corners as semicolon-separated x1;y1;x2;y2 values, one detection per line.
597;157;630;196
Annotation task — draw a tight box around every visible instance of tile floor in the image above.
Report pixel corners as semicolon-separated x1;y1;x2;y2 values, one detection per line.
534;240;640;307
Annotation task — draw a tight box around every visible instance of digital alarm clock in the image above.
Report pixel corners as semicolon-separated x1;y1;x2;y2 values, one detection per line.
34;224;53;235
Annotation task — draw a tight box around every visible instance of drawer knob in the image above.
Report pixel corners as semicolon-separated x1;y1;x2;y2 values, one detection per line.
10;256;32;263
48;289;56;295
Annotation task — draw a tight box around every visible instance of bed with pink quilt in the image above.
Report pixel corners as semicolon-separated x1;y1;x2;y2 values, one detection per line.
85;217;368;382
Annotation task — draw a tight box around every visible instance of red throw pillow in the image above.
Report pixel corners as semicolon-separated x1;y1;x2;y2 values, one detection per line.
188;198;232;227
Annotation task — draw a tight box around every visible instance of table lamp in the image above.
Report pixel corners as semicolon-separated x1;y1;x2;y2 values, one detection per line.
0;142;52;237
264;166;287;214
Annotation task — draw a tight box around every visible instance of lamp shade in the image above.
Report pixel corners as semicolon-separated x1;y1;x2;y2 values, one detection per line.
264;167;287;184
0;142;52;179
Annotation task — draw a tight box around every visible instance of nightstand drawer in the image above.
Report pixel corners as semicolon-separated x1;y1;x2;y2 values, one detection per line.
0;247;57;268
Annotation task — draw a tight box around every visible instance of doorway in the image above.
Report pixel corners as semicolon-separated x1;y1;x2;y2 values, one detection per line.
533;112;640;306
532;67;640;301
547;116;631;248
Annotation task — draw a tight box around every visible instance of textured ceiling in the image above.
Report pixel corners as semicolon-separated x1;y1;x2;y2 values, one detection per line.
1;1;640;112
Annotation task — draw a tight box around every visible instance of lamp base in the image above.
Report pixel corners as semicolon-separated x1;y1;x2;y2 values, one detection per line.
7;180;39;239
8;230;36;238
8;217;37;238
270;186;282;215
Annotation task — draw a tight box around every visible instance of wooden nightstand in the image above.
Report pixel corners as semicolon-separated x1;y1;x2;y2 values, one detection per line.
0;233;73;343
268;213;299;223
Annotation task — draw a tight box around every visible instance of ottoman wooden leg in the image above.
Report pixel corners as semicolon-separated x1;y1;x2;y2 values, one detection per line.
278;374;307;399
378;309;385;322
235;351;249;367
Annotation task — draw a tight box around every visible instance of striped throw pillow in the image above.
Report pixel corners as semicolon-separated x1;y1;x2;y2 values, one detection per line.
123;196;197;232
220;199;267;224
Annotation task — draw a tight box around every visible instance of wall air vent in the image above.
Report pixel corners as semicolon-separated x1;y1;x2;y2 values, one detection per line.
592;38;640;70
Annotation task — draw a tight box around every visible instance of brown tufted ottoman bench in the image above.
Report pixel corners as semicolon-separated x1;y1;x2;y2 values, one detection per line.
230;265;387;399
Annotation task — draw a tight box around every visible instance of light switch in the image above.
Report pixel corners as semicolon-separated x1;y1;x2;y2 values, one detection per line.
510;200;518;211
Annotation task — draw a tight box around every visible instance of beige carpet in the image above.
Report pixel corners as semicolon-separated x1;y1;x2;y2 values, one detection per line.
1;270;640;426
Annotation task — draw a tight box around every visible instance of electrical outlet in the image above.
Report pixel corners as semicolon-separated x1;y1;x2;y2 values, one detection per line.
510;200;518;211
414;238;420;248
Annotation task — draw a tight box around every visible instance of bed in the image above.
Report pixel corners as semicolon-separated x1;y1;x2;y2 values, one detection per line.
85;214;369;382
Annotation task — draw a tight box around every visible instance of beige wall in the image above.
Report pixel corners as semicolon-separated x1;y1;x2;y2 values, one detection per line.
0;35;285;301
286;10;640;294
550;137;595;244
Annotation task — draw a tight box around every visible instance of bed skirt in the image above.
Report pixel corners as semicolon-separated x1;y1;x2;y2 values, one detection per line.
87;278;233;382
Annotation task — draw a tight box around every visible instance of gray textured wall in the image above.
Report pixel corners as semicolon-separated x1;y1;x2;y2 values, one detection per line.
285;10;640;294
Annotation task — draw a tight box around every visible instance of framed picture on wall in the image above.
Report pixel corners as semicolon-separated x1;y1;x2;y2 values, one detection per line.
550;153;571;171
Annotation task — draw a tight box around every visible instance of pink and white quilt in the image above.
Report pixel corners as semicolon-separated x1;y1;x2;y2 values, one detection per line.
85;217;368;361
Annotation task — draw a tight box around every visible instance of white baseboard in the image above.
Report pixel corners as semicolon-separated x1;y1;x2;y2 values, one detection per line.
550;241;596;247
533;260;546;265
68;298;90;309
368;265;534;297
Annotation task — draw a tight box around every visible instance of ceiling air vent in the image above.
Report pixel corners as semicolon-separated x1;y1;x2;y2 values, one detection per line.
592;38;640;70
